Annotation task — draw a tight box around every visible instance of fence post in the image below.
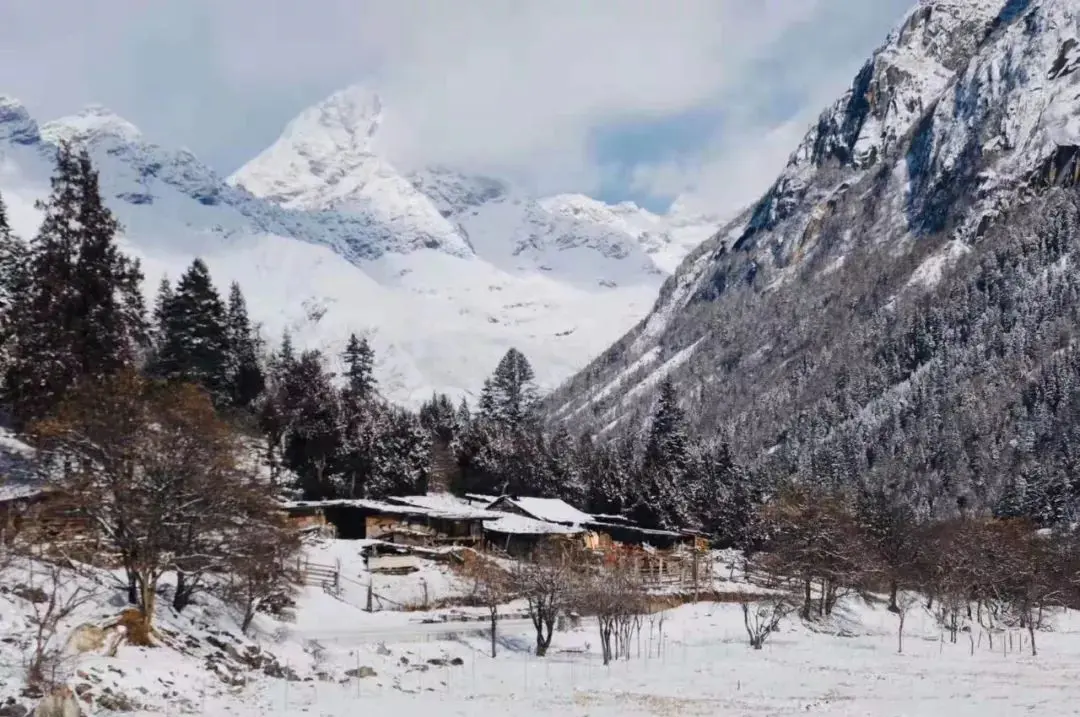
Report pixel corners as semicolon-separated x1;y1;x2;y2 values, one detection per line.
367;582;374;613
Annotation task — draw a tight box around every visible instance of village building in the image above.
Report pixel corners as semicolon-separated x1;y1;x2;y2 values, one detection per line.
280;496;501;546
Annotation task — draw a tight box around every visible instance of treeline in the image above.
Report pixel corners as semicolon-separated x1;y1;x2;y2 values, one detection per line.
750;482;1080;656
421;349;760;542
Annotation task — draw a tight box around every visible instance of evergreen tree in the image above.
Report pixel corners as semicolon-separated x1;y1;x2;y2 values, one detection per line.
5;145;146;424
225;281;265;409
0;191;28;374
151;275;173;346
281;350;342;499
341;333;375;400
632;378;695;529
484;348;539;428
155;258;230;403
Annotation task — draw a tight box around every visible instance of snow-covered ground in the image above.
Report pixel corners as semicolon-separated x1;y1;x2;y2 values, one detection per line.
2;540;1078;716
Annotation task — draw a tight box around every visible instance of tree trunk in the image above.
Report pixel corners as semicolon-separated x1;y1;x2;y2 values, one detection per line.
801;579;812;620
490;609;498;658
127;570;138;605
173;571;191;612
1028;619;1037;657
887;581;899;614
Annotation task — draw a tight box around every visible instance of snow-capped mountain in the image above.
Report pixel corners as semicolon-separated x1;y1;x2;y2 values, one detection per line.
230;85;719;285
0;90;716;406
548;0;1080;439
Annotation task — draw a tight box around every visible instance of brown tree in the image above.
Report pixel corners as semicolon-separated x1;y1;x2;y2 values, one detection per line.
32;371;277;638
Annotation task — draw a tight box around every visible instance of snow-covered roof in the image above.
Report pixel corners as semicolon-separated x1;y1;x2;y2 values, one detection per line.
383;494;504;520
0;482;45;502
482;515;583;536
464;493;501;506
281;497;493;521
487;496;593;526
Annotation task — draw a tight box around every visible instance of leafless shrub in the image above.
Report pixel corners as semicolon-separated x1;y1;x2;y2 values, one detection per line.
21;555;98;690
740;591;795;650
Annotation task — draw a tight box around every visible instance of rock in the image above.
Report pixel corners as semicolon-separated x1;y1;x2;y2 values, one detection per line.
12;585;48;605
375;643;391;656
398;656;409;666
449;657;464;666
344;666;377;679
426;658;446;667
31;686;81;717
71;687;90;699
95;690;138;713
64;625;107;655
0;699;28;717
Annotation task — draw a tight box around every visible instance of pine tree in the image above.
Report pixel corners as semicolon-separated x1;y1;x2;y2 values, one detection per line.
225;281;265;409
155;258;230;403
5;145;146;424
151;276;173;346
281;350;342;500
632;377;695;530
341;333;375;400
0;190;28;374
485;348;539;428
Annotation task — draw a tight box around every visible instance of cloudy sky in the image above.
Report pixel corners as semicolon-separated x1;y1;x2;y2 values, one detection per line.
0;0;913;215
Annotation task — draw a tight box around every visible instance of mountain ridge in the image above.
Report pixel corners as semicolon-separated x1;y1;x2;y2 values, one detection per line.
547;0;1080;474
0;91;717;406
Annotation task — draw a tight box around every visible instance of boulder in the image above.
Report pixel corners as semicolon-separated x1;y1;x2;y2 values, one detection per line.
31;687;81;717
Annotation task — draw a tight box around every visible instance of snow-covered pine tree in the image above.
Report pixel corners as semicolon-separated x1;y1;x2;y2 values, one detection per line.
486;348;539;428
632;377;696;530
5;145;146;424
366;406;430;498
225;281;265;410
341;332;376;401
281;350;343;499
0;190;28;377
155;258;230;404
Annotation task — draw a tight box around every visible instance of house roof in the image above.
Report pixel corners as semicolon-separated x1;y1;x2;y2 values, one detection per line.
483;515;584;536
487;496;593;526
280;497;494;522
383;494;504;520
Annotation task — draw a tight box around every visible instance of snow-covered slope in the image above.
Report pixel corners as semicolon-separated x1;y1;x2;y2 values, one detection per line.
548;0;1080;434
0;92;716;406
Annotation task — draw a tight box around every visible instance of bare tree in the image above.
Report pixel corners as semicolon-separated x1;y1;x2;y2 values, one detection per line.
20;554;98;690
32;372;281;637
460;552;514;657
575;554;644;665
740;591;795;650
223;514;302;635
511;543;579;657
894;590;922;654
760;485;873;620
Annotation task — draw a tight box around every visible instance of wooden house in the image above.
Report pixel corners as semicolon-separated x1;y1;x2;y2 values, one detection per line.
280;497;500;546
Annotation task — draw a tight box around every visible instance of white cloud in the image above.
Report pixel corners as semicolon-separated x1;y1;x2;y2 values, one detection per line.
0;0;911;207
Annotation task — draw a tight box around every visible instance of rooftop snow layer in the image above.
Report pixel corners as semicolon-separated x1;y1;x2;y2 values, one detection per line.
482;514;584;535
488;496;594;526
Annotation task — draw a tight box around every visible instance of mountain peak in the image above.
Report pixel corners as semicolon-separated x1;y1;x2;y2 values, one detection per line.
277;84;383;155
40;104;142;146
0;96;39;145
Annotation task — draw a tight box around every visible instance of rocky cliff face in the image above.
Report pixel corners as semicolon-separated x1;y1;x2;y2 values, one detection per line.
547;0;1080;494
